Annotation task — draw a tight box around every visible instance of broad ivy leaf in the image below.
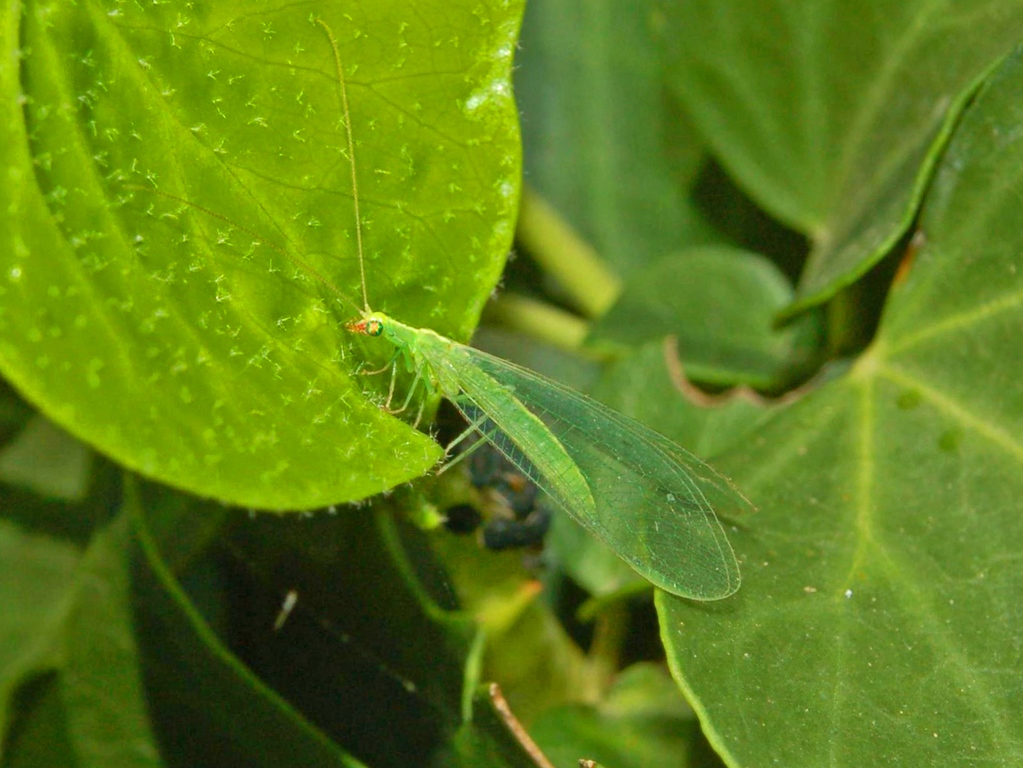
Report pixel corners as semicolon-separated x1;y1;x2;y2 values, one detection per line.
0;1;522;510
662;0;1023;309
662;43;1023;768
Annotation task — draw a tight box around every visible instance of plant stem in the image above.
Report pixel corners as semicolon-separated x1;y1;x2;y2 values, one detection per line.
485;293;590;351
516;187;621;318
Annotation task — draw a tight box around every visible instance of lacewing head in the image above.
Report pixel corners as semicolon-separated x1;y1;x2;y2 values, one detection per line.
345;316;385;337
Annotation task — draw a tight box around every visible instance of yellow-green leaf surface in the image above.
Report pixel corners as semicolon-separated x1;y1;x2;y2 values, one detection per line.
662;1;1023;309
0;1;522;509
661;45;1023;767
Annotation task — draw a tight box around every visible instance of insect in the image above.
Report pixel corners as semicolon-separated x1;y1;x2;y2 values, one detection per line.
309;21;746;600
140;20;746;599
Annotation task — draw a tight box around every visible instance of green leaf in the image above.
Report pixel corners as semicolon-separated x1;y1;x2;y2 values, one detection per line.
62;516;163;768
127;484;364;768
0;1;523;509
590;246;822;388
0;415;93;501
0;512;165;767
592;342;769;463
224;512;483;751
3;675;79;768
0;520;80;744
516;0;720;276
0;380;34;435
127;482;546;766
662;1;1023;309
661;44;1023;767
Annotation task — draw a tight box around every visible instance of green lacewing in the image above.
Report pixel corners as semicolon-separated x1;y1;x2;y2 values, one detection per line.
310;20;745;600
347;311;744;598
143;20;746;599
